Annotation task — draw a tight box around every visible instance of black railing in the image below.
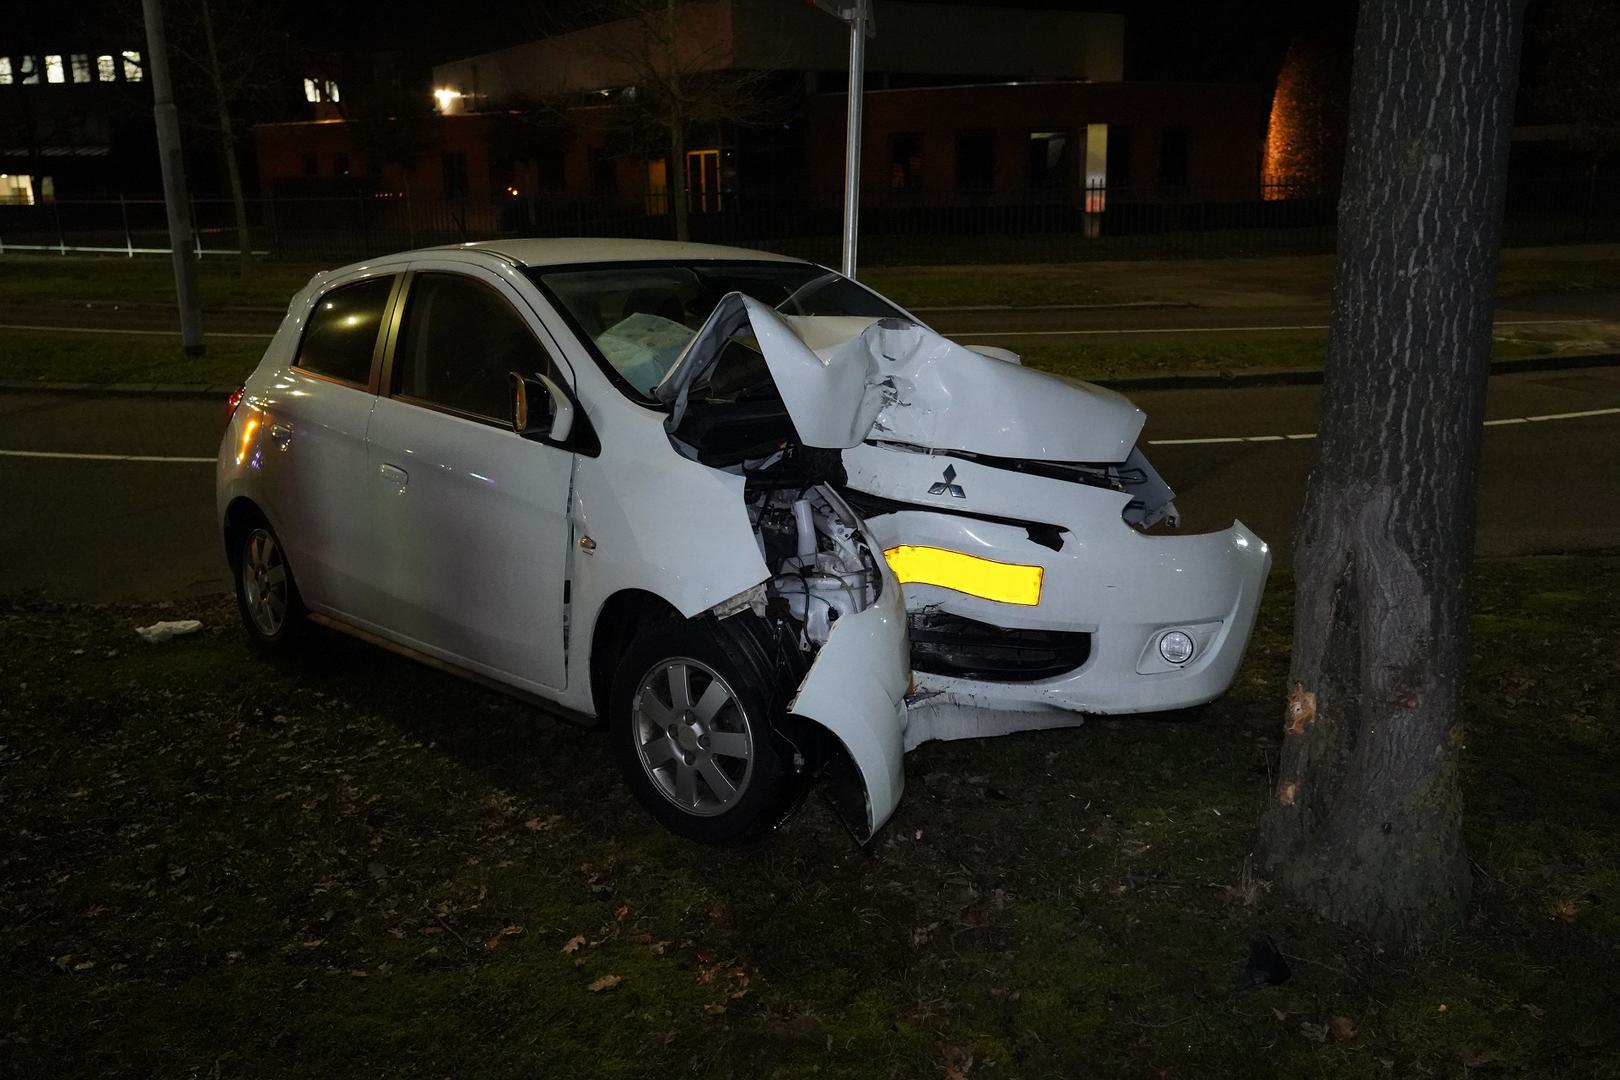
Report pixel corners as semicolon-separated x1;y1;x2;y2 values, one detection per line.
1;177;1616;265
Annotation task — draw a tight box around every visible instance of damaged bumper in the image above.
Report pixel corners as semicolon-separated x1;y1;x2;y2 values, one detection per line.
787;550;911;841
845;447;1270;747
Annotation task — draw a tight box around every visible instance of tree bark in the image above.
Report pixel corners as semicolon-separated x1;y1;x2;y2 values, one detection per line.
1257;0;1526;943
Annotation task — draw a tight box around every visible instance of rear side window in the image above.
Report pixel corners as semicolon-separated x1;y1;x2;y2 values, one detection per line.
295;276;395;386
392;273;552;422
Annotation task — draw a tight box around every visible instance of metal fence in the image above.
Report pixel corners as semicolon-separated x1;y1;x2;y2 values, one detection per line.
2;177;1617;266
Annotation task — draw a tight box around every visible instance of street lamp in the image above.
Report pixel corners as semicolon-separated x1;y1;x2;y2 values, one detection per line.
811;0;875;280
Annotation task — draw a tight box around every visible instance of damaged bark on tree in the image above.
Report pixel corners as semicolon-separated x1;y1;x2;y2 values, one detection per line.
1258;0;1526;942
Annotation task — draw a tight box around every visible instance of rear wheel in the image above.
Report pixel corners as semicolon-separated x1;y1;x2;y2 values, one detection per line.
233;516;305;650
610;618;802;844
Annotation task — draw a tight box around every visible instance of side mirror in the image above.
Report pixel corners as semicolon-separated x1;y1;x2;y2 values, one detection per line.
509;371;575;444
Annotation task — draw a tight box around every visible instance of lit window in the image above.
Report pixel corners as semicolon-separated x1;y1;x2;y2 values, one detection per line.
97;55;115;82
20;56;39;84
122;50;142;81
0;58;11;86
303;77;319;102
70;54;90;83
45;55;65;83
324;80;339;103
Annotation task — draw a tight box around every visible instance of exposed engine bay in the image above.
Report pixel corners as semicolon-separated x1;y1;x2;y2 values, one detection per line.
748;484;881;648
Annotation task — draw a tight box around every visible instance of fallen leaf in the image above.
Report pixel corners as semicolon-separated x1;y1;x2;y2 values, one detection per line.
1299;1020;1328;1043
560;934;586;955
587;974;622;993
485;925;524;950
1328;1015;1357;1042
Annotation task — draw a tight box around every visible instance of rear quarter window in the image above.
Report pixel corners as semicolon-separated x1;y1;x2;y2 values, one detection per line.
294;276;395;386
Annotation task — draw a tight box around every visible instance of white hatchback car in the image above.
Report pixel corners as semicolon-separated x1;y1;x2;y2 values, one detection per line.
219;238;1268;844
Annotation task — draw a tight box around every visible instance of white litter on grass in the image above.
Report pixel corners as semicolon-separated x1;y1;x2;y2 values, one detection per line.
135;619;203;644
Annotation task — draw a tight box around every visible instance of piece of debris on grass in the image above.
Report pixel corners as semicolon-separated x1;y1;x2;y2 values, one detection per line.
560;934;586;955
134;619;203;644
587;974;622;993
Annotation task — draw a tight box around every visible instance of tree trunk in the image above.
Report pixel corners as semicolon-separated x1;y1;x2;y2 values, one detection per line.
669;122;690;242
1257;0;1526;943
197;0;252;273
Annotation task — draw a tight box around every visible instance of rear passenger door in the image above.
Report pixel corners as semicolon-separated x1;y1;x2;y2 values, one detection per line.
360;264;577;693
270;273;397;617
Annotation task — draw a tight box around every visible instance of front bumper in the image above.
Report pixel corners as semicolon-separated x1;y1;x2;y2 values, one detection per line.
847;458;1270;748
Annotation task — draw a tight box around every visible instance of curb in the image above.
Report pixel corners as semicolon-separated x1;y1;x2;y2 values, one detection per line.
3;352;1617;401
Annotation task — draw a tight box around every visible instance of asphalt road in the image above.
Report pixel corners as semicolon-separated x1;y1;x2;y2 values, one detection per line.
4;363;1618;603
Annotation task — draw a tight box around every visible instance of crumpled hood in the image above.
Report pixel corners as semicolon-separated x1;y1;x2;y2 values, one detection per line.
658;292;1145;463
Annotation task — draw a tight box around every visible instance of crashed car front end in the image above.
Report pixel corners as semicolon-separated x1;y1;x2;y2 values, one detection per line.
743;310;1271;744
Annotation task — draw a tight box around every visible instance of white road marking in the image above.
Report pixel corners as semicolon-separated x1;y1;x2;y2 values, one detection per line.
0;323;273;339
1148;406;1620;445
951;318;1599;339
0;448;215;464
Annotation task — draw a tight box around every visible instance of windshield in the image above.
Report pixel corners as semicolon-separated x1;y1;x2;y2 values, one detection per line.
526;261;906;402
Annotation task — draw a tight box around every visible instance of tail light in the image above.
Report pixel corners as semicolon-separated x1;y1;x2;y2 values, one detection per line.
225;386;245;423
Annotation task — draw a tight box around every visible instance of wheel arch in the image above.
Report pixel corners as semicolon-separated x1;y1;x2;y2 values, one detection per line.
587;588;684;724
221;496;268;571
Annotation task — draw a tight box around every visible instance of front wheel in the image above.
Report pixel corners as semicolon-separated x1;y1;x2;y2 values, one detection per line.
609;618;803;844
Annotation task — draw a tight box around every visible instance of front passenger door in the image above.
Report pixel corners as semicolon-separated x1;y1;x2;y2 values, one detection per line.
362;268;576;693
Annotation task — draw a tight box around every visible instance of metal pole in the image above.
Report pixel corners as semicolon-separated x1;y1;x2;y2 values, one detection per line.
141;0;205;355
120;194;133;256
839;0;867;279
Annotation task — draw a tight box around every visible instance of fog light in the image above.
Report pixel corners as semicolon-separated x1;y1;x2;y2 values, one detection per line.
1158;630;1195;665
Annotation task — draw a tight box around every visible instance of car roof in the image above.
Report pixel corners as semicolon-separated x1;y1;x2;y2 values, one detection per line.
450;237;810;268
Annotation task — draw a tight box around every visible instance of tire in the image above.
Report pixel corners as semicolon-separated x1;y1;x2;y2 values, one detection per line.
231;513;306;651
609;616;803;844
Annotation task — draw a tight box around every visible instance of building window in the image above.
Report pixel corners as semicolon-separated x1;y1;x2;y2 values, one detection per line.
301;153;318;178
97;55;116;82
889;134;923;192
1106;126;1133;188
70;54;90;83
334;153;350;177
1026;131;1073;190
122;51;143;81
303;78;319;102
589;148;617;195
325;80;340;103
45;55;65;84
0;58;12;85
20;56;39;84
956;133;995;194
538;144;565;189
1159;127;1189;189
443;151;469;198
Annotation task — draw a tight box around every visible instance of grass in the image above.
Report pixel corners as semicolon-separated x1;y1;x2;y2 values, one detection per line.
0;331;266;387
3;557;1618;1078
2;245;1617;387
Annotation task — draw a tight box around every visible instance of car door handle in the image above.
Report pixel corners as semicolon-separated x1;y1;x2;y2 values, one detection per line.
378;463;409;488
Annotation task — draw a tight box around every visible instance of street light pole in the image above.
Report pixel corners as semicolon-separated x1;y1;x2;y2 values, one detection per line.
141;0;205;356
839;0;868;279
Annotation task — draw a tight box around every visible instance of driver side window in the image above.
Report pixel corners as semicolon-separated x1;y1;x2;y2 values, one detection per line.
391;272;554;422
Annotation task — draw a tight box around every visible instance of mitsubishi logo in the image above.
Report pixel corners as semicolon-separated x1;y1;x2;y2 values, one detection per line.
927;464;966;499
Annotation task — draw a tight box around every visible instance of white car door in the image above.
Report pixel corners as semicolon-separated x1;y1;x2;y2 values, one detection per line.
263;273;398;617
360;263;577;693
